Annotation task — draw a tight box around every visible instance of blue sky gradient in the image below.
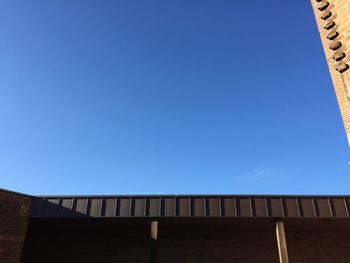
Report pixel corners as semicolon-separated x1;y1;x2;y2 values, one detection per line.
1;0;349;195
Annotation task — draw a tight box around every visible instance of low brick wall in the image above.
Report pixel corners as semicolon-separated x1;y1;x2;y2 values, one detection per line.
0;190;31;263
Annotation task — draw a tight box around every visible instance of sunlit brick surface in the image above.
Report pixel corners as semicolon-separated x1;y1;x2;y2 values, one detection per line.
311;0;350;144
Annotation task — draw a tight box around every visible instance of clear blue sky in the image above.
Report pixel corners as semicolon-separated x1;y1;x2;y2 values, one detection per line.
1;0;349;195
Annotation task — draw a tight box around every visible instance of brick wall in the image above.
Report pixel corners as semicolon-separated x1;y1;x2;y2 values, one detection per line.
311;0;350;144
159;221;350;263
20;218;350;263
157;221;279;263
20;219;150;263
0;190;31;263
287;232;350;263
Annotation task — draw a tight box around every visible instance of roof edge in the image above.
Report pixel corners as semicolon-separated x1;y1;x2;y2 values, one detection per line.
0;188;33;198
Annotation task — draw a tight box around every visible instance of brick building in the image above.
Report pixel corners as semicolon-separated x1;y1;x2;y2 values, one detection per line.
311;0;350;144
1;188;350;263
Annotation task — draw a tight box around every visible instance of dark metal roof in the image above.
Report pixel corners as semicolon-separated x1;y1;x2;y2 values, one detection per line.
29;195;350;219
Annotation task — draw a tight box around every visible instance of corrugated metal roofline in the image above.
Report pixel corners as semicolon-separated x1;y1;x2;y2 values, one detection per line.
36;194;350;198
29;195;350;219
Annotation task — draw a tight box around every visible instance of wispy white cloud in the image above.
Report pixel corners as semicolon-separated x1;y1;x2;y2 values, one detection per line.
235;164;272;183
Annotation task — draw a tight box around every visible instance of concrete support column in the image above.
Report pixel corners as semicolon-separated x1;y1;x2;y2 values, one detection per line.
149;220;158;263
276;219;289;263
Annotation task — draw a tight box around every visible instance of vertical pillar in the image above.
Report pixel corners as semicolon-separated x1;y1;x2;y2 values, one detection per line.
149;220;158;263
276;220;289;263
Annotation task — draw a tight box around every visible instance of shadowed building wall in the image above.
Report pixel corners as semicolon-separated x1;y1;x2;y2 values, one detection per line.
0;190;31;263
20;219;150;263
20;218;350;263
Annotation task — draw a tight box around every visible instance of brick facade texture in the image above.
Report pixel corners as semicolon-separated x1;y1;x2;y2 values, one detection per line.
20;219;150;263
311;0;350;144
0;191;31;263
157;221;280;263
287;232;350;263
20;219;350;263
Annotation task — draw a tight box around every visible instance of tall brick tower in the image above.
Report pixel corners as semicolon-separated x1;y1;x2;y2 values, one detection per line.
311;0;350;144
